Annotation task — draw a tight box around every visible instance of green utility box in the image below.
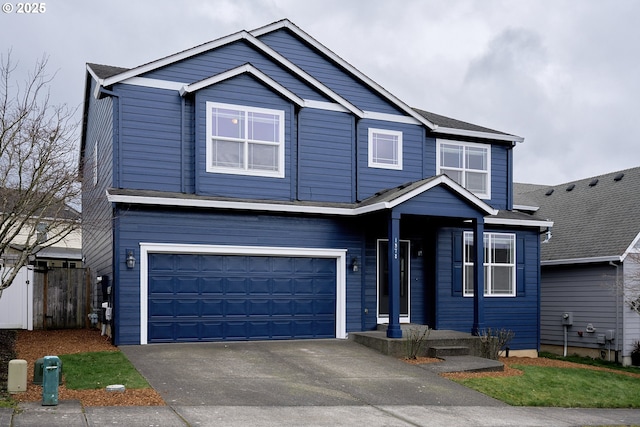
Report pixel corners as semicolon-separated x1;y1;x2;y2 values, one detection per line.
42;355;61;406
33;357;63;385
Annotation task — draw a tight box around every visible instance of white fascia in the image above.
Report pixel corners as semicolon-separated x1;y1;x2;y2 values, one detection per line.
433;126;524;143
180;64;305;107
106;175;497;217
621;231;640;262
250;19;436;130
485;216;553;229
541;256;622;266
513;204;539;213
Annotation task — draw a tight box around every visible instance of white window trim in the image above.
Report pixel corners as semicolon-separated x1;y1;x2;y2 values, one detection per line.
436;140;491;199
463;232;516;297
205;101;285;178
138;243;347;345
368;128;403;170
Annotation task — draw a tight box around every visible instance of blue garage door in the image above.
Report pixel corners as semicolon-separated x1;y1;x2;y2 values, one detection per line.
147;253;336;343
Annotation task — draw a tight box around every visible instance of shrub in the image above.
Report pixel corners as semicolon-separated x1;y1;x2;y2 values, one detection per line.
404;327;430;359
480;327;514;360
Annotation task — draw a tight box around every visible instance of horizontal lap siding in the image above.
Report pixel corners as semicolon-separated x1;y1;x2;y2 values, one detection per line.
298;109;354;202
489;145;509;210
143;41;329;102
194;75;294;200
540;264;620;349
117;85;183;192
82;79;114;285
113;207;364;345
357;120;425;200
259;30;405;115
436;228;540;350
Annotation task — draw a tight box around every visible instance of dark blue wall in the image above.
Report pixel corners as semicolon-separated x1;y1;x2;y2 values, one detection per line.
435;227;540;350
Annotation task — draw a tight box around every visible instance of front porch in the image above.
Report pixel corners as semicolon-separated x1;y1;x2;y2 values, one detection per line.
349;325;504;373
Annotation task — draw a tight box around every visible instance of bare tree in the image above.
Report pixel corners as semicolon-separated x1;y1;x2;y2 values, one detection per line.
0;50;80;299
623;252;640;315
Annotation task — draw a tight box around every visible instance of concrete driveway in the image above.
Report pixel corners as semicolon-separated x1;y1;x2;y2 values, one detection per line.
120;339;504;408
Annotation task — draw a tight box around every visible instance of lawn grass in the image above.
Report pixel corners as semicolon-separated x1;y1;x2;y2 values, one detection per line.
59;351;150;390
453;364;640;408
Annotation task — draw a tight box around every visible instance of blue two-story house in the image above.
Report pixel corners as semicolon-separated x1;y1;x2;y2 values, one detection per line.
80;19;550;354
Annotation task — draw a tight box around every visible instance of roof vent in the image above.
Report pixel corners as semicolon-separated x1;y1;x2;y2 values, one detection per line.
566;184;575;192
614;172;624;182
589;178;599;187
545;189;554;196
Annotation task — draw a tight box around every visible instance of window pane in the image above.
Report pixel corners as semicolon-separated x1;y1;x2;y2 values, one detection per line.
248;143;278;171
466;171;487;194
248;112;279;142
441;144;463;168
491;266;513;294
493;235;514;264
212;139;243;168
442;168;463;185
464;265;474;294
372;133;398;165
464;233;474;262
466;146;487;171
212;108;244;139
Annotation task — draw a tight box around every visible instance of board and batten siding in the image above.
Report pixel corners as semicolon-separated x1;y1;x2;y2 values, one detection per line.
116;84;183;192
435;227;540;350
356;119;426;201
82;79;115;307
112;207;365;345
142;40;329;102
258;29;406;115
193;75;295;200
540;264;621;350
297;108;354;203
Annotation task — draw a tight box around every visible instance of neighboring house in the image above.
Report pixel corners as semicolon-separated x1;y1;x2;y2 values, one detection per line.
80;19;550;352
0;189;82;329
515;167;640;365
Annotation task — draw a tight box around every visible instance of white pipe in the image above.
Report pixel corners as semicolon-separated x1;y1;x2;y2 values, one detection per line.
563;325;568;357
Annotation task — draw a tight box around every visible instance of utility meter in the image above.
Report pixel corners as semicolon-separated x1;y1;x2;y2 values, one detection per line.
561;312;573;326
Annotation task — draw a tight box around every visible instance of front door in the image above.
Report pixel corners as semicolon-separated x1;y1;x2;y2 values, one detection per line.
377;239;410;322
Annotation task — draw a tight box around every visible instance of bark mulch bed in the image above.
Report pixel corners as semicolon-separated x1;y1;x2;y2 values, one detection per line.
2;329;164;407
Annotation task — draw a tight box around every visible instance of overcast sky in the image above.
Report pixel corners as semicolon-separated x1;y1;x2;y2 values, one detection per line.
2;0;638;185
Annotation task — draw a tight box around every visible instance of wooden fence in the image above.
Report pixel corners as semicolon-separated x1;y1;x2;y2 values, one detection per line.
32;267;90;329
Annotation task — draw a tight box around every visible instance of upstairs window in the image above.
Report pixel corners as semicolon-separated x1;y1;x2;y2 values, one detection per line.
463;232;516;297
206;102;285;178
368;128;403;170
437;140;490;199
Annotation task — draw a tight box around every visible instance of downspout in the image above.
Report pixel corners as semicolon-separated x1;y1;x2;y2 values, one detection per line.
610;261;620;359
180;96;185;193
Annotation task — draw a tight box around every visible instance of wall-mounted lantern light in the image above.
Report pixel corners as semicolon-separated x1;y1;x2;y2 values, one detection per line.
350;256;359;272
126;249;136;269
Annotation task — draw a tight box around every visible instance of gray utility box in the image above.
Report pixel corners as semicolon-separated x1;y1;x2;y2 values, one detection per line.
33;357;63;385
562;312;573;326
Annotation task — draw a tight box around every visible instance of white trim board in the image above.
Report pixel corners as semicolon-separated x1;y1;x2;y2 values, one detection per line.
138;243;347;345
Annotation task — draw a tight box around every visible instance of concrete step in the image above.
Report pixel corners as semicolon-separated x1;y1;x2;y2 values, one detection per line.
428;346;470;358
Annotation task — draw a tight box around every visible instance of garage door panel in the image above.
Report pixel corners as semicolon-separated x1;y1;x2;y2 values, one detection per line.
175;299;199;317
176;277;199;293
201;299;224;316
273;278;293;294
201;277;224;294
149;277;174;294
225;277;247;294
148;253;336;343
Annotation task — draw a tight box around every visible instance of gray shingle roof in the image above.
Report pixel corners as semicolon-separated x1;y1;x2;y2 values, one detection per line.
412;108;511;137
87;63;129;79
514;166;640;262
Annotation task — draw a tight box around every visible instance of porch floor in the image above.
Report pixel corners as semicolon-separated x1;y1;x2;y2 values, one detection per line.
349;325;504;373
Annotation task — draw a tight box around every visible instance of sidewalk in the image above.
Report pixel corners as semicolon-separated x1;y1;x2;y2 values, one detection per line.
5;400;640;426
